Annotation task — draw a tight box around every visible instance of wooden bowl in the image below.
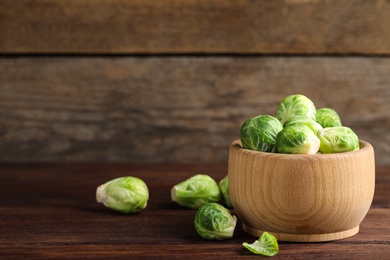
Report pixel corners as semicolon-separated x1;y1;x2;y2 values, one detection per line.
228;139;375;242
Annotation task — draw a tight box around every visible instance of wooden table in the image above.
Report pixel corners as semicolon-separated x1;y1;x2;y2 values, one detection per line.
1;164;389;259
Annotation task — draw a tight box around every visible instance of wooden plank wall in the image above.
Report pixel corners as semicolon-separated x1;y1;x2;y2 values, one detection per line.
0;0;389;165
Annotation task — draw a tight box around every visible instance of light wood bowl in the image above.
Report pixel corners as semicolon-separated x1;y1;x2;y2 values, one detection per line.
228;139;375;242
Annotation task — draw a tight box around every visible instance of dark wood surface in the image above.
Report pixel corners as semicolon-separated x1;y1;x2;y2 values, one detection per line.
2;0;390;54
1;57;389;165
1;163;389;259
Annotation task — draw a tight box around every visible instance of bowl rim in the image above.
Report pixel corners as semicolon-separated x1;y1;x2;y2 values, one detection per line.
231;139;373;159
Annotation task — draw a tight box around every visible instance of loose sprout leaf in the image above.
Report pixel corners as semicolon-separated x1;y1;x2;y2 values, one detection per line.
243;232;279;256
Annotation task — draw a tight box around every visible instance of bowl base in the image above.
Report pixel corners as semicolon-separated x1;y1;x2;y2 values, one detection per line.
243;224;359;242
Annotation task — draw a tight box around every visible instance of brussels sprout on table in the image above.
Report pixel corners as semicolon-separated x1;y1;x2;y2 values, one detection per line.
219;175;232;208
316;108;342;127
171;174;221;209
276;124;320;154
318;126;359;153
96;176;149;214
243;232;279;256
283;115;323;136
276;94;316;124
194;202;237;240
240;115;283;152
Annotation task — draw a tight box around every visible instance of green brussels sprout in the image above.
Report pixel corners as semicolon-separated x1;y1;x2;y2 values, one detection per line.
276;94;317;124
318;126;359;153
283;115;323;136
218;175;232;208
240;115;283;152
276;124;320;154
243;232;279;256
316;108;342;127
194;202;237;240
96;176;149;214
171;174;221;209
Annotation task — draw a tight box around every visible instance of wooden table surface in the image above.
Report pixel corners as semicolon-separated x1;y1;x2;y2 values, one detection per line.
1;163;389;259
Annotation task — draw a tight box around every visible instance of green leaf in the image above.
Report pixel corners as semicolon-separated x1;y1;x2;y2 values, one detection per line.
243;232;279;256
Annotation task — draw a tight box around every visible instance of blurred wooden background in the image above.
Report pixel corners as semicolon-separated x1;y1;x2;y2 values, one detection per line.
0;0;389;165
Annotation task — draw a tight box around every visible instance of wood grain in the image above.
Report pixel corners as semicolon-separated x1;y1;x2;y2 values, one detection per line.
0;57;389;164
228;140;375;242
1;0;390;54
0;163;389;258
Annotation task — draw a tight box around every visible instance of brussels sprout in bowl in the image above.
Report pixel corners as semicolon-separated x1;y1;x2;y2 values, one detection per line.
276;94;316;125
228;139;375;242
318;126;359;154
316;108;342;127
240;115;283;153
275;124;320;154
283;115;323;135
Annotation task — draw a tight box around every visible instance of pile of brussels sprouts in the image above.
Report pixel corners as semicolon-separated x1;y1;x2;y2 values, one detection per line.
96;173;277;256
240;94;360;154
170;173;278;255
171;174;235;240
95;174;235;240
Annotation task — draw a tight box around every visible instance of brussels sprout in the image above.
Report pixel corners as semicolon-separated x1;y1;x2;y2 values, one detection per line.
243;232;279;256
96;176;149;214
276;124;320;154
276;94;316;124
318;126;359;153
316;108;342;127
194;202;237;240
171;174;221;209
218;175;232;208
240;115;283;152
283;115;323;136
